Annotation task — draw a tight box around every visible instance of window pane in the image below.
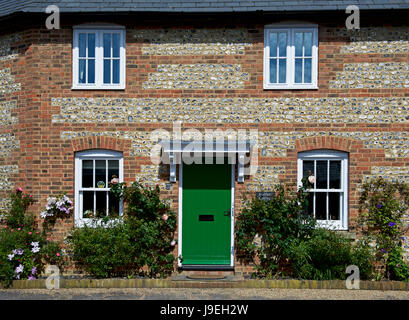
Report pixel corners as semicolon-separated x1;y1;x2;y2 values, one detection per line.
316;160;328;189
82;160;93;188
109;192;120;217
88;59;95;84
79;33;86;57
304;32;313;56
108;160;119;182
269;59;277;83
295;58;303;83
330;161;341;189
104;33;111;58
303;160;314;179
113;60;120;84
112;33;120;58
278;33;287;57
95;160;106;188
306;192;314;217
79;59;86;84
104;59;111;84
88;33;95;58
278;59;286;83
269;32;277;57
304;58;312;84
315;192;327;220
82;191;94;218
95;191;107;218
295;32;303;57
329;192;340;220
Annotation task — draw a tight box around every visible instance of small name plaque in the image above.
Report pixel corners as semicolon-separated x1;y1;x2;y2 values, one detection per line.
256;192;274;201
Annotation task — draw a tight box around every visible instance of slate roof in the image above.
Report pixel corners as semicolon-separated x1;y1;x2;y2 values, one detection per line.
1;0;409;18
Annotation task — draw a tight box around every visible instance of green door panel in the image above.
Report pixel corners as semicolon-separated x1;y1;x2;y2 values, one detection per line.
182;161;231;265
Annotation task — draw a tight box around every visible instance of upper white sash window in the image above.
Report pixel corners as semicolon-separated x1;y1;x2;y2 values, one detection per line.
72;25;126;90
264;24;318;90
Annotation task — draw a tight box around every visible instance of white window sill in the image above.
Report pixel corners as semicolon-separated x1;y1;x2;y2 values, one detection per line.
71;85;125;90
316;220;347;231
264;84;319;90
75;217;123;228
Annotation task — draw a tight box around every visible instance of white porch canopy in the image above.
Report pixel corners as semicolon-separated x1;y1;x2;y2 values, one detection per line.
158;139;255;183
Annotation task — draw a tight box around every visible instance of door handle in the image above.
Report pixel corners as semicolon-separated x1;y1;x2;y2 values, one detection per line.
224;210;231;217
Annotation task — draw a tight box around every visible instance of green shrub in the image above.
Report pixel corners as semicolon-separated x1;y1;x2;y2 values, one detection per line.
358;177;409;280
68;220;136;278
0;189;64;287
235;181;316;278
67;182;177;278
385;246;409;282
288;228;375;280
236;179;376;280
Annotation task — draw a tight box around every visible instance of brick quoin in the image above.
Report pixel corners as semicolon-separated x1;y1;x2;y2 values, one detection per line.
0;9;409;275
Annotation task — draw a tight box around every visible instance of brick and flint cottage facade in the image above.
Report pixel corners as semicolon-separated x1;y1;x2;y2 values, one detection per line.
1;0;409;274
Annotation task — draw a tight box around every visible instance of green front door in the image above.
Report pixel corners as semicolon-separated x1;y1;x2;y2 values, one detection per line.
182;161;232;265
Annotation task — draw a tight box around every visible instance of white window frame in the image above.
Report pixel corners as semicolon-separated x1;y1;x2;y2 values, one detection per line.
297;150;348;230
264;23;318;90
72;25;126;90
74;149;124;227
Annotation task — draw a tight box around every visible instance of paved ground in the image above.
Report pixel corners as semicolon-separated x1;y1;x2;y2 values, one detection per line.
1;288;409;300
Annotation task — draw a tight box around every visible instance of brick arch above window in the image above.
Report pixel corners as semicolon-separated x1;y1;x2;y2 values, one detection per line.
294;136;364;154
70;136;131;156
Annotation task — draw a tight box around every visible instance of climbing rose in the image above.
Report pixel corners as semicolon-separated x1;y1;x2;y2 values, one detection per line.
308;175;315;184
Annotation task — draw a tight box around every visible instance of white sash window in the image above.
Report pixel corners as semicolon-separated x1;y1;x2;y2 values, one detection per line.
298;150;348;230
264;24;318;90
72;25;126;90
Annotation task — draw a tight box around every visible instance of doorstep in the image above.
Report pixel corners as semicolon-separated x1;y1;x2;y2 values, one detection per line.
1;279;409;291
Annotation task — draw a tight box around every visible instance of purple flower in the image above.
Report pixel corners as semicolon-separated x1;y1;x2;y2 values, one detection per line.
376;204;383;209
388;222;396;227
31;266;37;274
28;275;36;280
16;248;24;255
15;264;24;274
380;248;387;253
31;246;40;253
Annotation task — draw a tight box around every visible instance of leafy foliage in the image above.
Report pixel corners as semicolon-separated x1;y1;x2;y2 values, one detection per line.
288;229;375;280
358;177;409;281
67;182;177;278
0;189;65;287
236;179;375;280
235;179;316;277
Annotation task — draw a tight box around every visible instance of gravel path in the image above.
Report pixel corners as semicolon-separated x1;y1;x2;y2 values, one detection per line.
1;288;409;300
